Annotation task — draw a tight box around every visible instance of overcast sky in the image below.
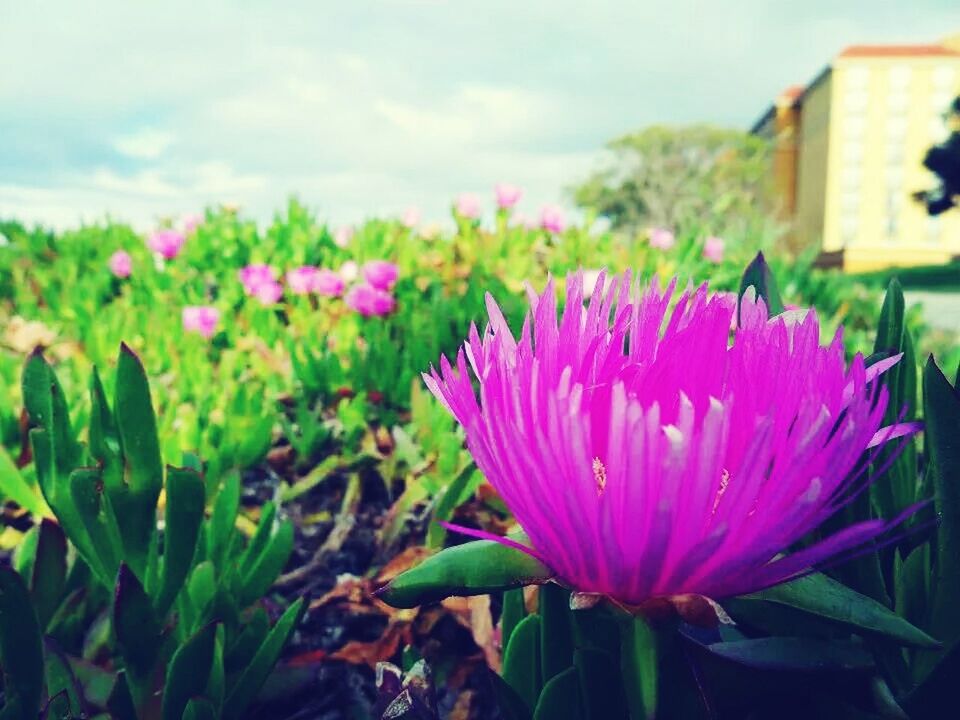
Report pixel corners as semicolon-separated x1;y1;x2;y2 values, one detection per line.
1;1;958;230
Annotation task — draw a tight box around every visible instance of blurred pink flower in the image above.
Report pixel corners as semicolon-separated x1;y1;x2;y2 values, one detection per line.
182;306;220;339
704;236;725;263
495;183;523;209
181;214;203;235
345;283;396;317
540;204;566;234
314;268;346;297
254;280;284;306
581;269;604;299
108;250;132;278
339;260;360;282
333;225;354;248
286;266;322;295
649;227;676;250
239;264;277;295
401;207;421;229
455;193;481;219
148;229;186;260
362;260;399;291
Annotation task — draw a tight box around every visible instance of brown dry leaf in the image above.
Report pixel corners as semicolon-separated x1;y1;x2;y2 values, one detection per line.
440;595;499;672
375;546;433;586
331;621;411;668
447;689;478;720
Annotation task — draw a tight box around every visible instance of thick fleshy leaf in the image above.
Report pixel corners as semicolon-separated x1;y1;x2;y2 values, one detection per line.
70;468;124;586
532;666;582;720
540;583;573;684
688;635;875;673
738;251;784;320
921;356;960;673
426;462;478;548
43;639;85;719
501;588;527;651
503;614;542;714
575;648;627;720
207;472;240;570
162;623;218;720
620;616;657;720
377;538;552;608
0;566;44;719
182;698;217;720
106;672;138;720
113;564;163;690
735;572;939;649
30;519;67;629
0;443;47;516
236;511;295;608
903;641;960;718
490;671;533;720
156;466;205;616
114;343;163;575
222;598;306;719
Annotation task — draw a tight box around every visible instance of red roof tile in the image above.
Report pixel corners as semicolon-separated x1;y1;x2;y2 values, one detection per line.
839;44;960;58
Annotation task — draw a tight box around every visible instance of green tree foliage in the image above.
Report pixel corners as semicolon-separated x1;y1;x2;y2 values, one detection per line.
915;95;960;215
572;124;774;233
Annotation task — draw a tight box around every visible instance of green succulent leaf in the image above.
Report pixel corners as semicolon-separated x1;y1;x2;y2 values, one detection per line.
157;466;205;616
162;623;218;720
181;697;218;720
106;672;138;720
620;615;657;720
503;614;543;714
738;251;785;320
0;566;44;720
501;588;527;652
575;647;627;720
377;537;552;608
688;636;875;673
540;583;573;685
43;639;85;719
0;443;47;516
489;671;533;720
532;666;583;720
113;564;163;692
30;519;67;629
69;468;124;586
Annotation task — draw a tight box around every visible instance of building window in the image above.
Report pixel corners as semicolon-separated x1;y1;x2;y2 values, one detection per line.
840;190;860;211
843;116;867;139
844;91;870;113
841;213;859;245
886;116;908;139
888;91;910;112
932;66;957;89
889;65;912;88
841;166;862;192
926;216;942;243
929;116;949;143
842;141;864;163
846;65;871;88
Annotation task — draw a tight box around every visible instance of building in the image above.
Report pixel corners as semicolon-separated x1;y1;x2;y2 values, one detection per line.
753;35;960;272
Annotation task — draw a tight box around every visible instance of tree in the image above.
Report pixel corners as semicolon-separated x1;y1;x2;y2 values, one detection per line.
914;95;960;215
572;125;774;233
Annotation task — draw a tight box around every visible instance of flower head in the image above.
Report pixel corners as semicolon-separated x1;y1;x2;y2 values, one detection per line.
148;229;186;260
181;214;203;235
182;305;220;339
648;227;675;250
345;283;396;317
495;183;523;209
314;268;346;297
423;271;918;606
540;204;566;234
704;236;725;263
253;280;283;306
286;266;322;296
108;250;132;278
363;260;399;291
455;193;481;220
239;264;277;296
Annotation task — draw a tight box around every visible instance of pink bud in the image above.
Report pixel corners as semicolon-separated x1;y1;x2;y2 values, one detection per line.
314;268;346;297
648;227;675;250
239;264;278;296
148;229;186;260
494;183;523;209
108;250;132;278
540;204;566;234
253;280;284;306
286;266;321;296
345;283;396;317
703;236;725;263
362;260;399;291
182;306;220;339
455;193;481;219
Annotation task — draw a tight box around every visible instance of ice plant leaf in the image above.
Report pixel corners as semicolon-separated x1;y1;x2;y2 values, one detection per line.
70;468;124;587
114;343;163;576
30;519;67;630
0;443;47;517
106;672;138;720
489;671;534;720
503;615;543;715
738;251;784;319
620;616;657;720
502;588;527;651
575;647;628;720
0;566;44;720
922;356;960;666
532;666;583;720
687;636;875;673
161;623;217;720
377;538;552;608
113;564;163;694
156;466;205;616
43;639;85;718
736;572;939;649
182;698;218;720
902;640;960;718
540;583;574;684
222;597;306;720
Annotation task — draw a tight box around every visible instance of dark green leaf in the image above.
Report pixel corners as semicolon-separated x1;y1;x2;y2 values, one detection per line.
736;572;939;649
181;697;217;720
377;538;552;608
903;640;960;719
502;614;542;714
30;519;67;629
0;444;46;516
427;462;477;548
113;564;163;690
490;671;533;720
690;636;875;673
222;597;305;719
207;472;240;569
0;566;44;719
501;588;526;652
162;623;218;720
106;672;138;720
532;666;582;720
575;648;627;720
237;518;294;608
157;466;205;616
738;251;784;320
43;639;85;719
69;468;124;586
539;583;573;684
620;615;657;720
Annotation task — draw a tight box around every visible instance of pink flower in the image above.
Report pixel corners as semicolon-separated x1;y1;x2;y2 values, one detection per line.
314;268;346;297
362;260;399;291
108;250;132;278
704;236;725;263
540;204;566;234
253;280;283;306
401;207;421;229
649;227;675;250
148;229;186;260
423;271;919;605
182;305;220;339
495;183;523;209
239;264;277;296
345;283;396;317
339;260;359;282
286;266;322;296
181;214;203;235
333;225;354;248
455;193;481;219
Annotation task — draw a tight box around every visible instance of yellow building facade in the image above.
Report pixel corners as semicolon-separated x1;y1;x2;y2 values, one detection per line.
754;37;960;272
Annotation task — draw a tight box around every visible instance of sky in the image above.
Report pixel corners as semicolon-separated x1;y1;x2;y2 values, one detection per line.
2;1;958;231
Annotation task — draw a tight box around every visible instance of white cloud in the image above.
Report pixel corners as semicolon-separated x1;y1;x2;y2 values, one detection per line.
113;129;176;160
